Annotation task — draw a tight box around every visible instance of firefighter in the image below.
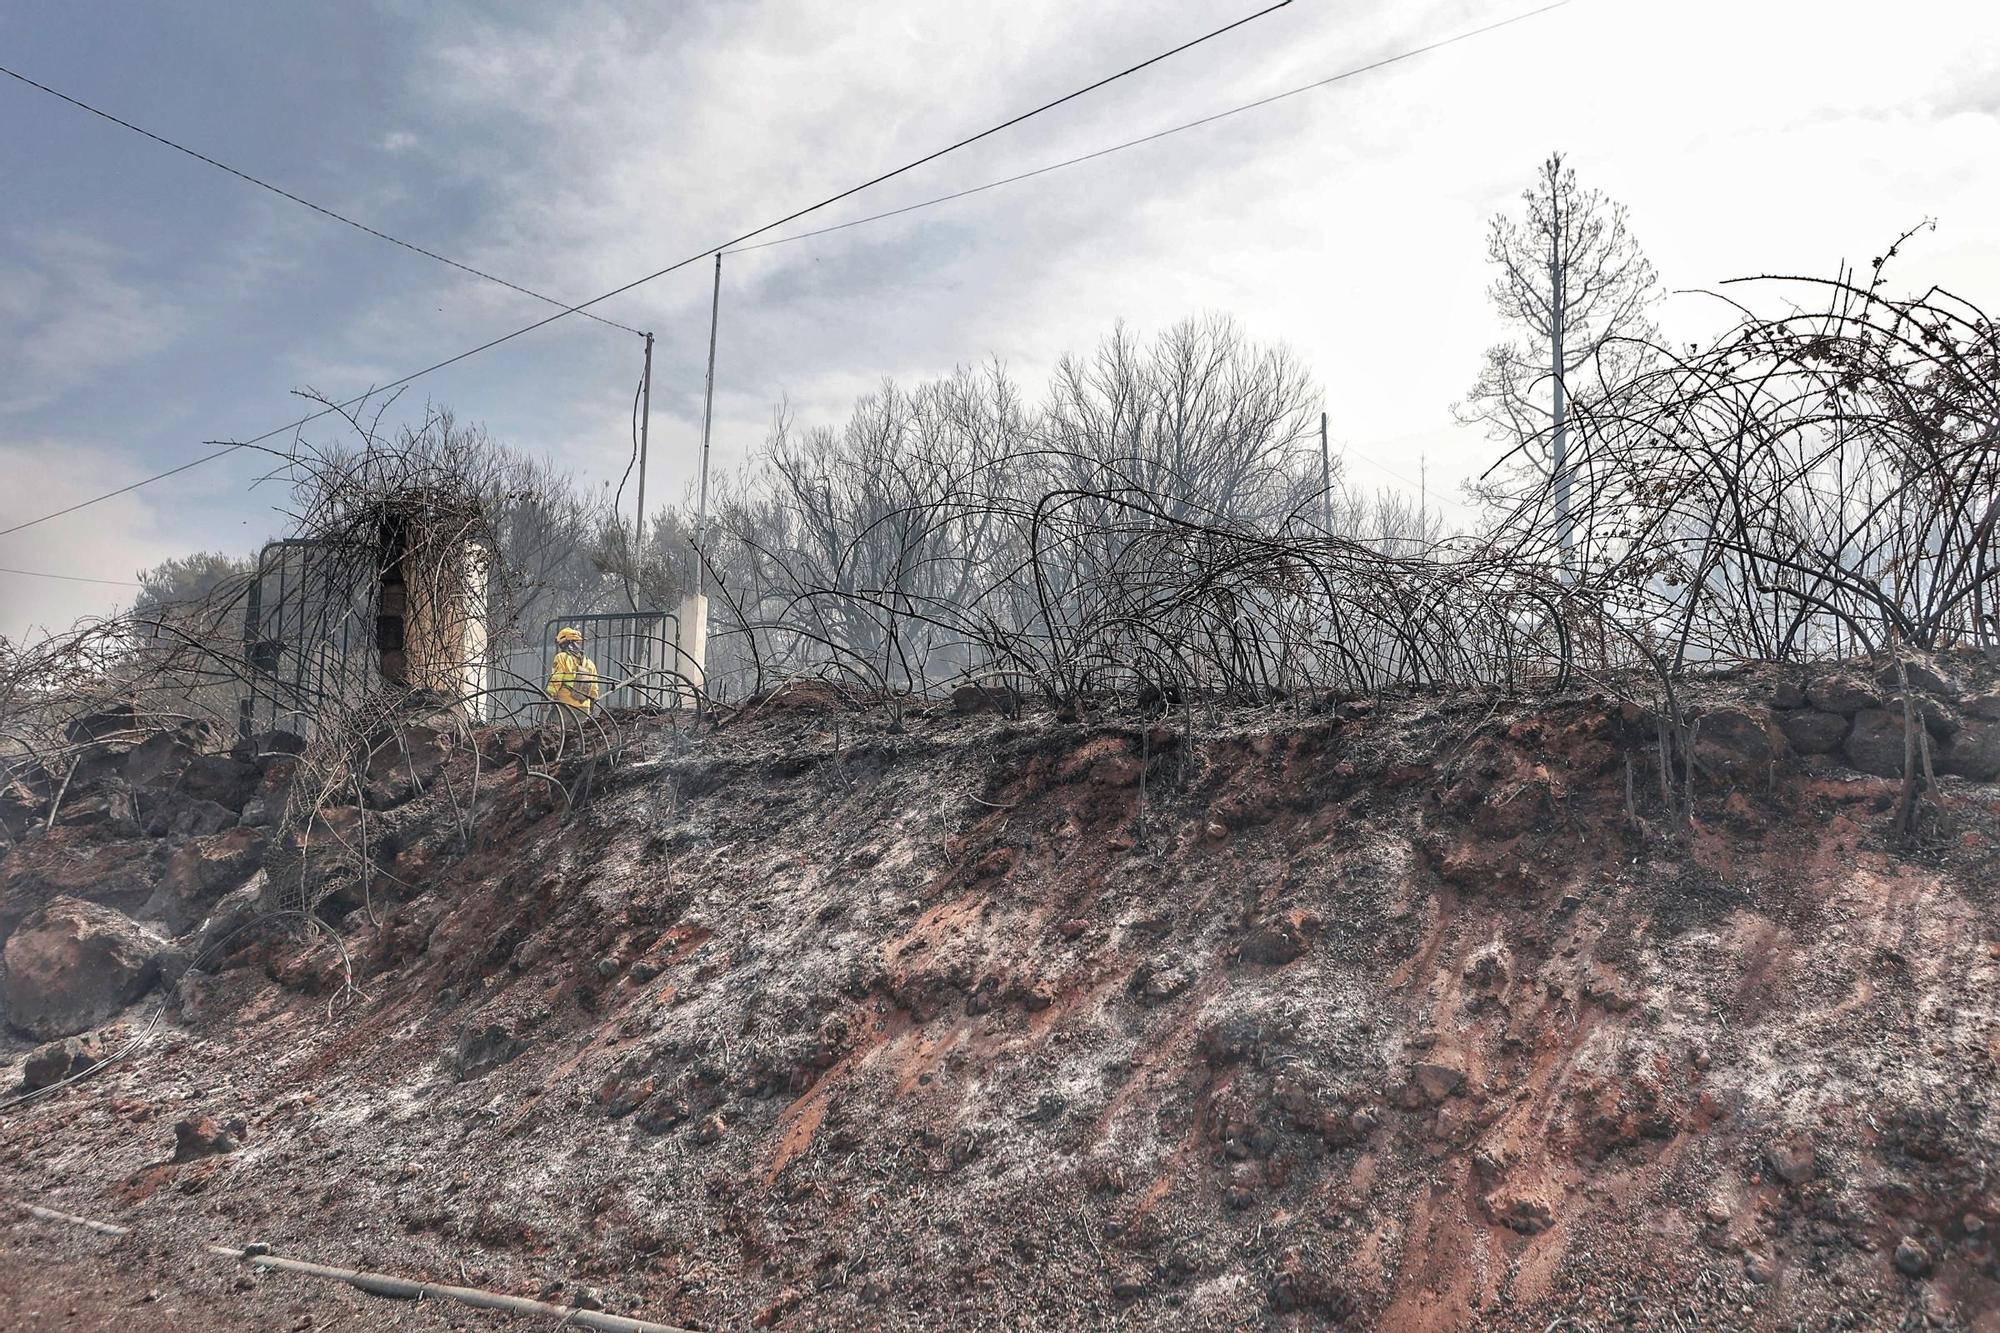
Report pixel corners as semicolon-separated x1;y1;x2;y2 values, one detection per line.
545;626;601;713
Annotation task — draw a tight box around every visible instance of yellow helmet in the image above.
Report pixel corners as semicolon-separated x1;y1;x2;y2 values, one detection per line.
556;626;583;646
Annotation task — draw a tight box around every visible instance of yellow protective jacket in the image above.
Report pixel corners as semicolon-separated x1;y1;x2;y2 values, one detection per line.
546;648;601;711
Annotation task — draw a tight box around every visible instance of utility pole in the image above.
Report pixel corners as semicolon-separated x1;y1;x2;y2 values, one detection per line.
634;331;654;576
677;252;722;702
1419;453;1427;551
695;253;721;595
1319;411;1332;531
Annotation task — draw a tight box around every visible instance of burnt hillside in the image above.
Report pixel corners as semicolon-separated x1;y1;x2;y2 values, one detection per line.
3;659;1999;1331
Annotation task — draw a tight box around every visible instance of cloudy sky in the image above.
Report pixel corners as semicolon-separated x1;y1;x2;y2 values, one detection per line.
2;0;1995;638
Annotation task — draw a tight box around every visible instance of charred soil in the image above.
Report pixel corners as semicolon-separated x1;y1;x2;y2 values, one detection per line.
3;667;1999;1330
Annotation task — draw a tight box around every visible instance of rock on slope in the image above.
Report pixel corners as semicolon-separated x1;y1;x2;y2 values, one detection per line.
2;896;171;1040
2;667;1998;1331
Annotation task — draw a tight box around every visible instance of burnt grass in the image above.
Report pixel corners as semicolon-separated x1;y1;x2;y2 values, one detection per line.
3;676;2000;1331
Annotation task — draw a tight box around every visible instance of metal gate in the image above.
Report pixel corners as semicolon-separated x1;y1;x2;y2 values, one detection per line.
541;611;682;713
237;538;374;739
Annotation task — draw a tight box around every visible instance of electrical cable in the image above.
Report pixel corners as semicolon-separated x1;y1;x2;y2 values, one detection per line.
615;364;644;524
0;565;142;586
729;0;1570;255
616;363;648;613
0;0;1297;541
1337;449;1481;522
1;446;247;537
719;0;1566;524
0;62;645;338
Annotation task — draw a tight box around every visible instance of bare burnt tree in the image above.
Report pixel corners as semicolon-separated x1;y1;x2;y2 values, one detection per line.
1325;485;1451;560
759;366;1027;694
693;321;1331;704
681;318;1592;711
1496;243;1999;669
1039;317;1322;527
1461;153;1659;562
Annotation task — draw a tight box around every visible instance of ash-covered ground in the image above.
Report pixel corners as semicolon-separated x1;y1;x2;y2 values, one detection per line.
3;660;1998;1331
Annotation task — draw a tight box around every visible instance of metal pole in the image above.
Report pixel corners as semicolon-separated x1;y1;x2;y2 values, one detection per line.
635;332;654;574
1319;411;1332;531
238;563;263;742
695;252;721;596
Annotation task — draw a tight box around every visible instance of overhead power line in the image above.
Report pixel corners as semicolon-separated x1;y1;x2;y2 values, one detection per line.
1;446;246;538
722;1;1563;523
1339;449;1480;521
0;565;141;587
730;0;1570;255
0;0;1297;540
0;62;645;338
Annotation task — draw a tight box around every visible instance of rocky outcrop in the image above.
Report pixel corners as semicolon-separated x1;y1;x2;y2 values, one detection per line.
449;1018;531;1081
19;1034;103;1090
0;722;301;956
1759;653;1999;781
1876;658;1963;698
1;897;169;1039
49;784;138;832
1776;708;1847;755
1804;674;1880;716
1691;705;1782;779
0;827;164;945
171;1114;246;1162
178;753;260;811
123;725;206;788
142;827;268;935
1555;661;2000;789
363;723;450;811
182;870;274;973
62;700;143;746
951;684;1020;716
1938;719;2000;780
0;777;40;843
1843;707;1915;777
232;729;307;764
137;792;240;838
